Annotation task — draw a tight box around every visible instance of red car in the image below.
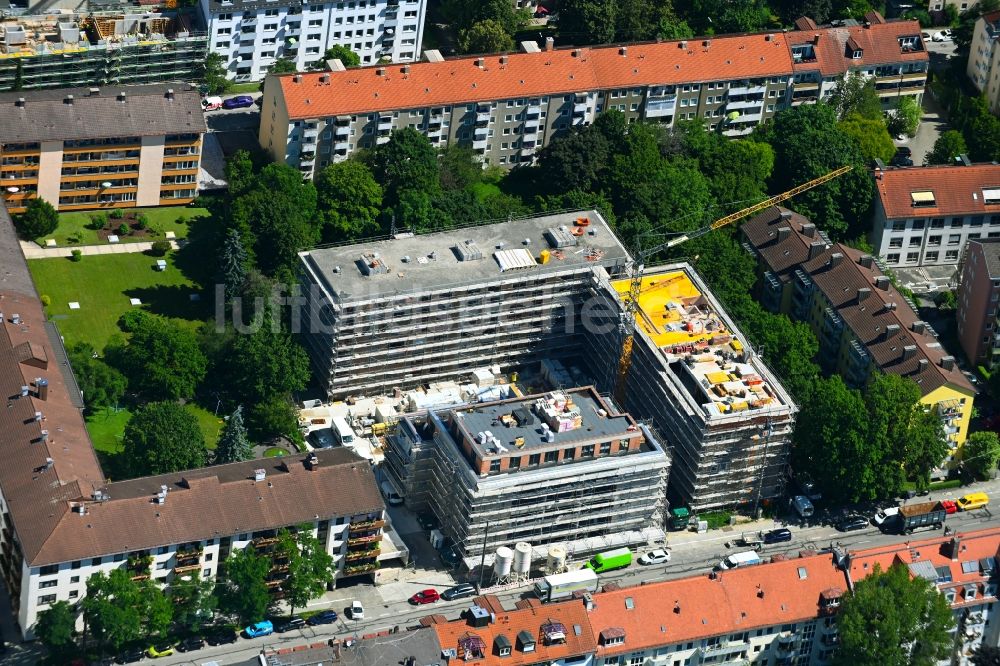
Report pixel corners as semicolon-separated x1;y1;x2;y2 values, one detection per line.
941;500;958;514
410;589;440;605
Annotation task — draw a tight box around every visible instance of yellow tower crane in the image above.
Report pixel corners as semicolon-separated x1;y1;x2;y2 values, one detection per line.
613;165;853;406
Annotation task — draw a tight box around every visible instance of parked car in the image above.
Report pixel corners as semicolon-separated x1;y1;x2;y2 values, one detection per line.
115;648;146;664
441;583;477;601
349;600;365;619
205;628;238;646
175;636;205;653
763;528;793;544
891;155;914;167
958;492;990;511
276;617;306;633
201;95;223;111
932;31;946;41
417;512;439;531
921;31;931;39
307;610;339;625
638;549;672;565
941;499;958;514
440;546;461;567
411;588;441;605
837;515;869;532
895;146;912;157
873;506;899;527
146;645;174;659
222;95;254;109
244;620;274;638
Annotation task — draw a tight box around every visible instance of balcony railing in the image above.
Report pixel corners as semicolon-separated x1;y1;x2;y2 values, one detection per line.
349;519;385;532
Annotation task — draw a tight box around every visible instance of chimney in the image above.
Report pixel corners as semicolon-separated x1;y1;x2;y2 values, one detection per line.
36;378;48;401
902;345;917;360
401;64;410;74
765;34;773;42
857;287;871;301
776;227;791;242
809;241;825;259
64;94;74;104
829;252;843;267
15;97;24;107
88;87;100;96
571;48;581;57
703;39;711;47
875;275;891;290
814;33;821;44
679;40;688;49
950;536;962;561
320;73;331;84
940;355;956;370
619;46;628;56
293;74;302;83
165;88;175;99
912;321;926;334
376;67;386;76
801;223;816;237
779;210;793;221
885;302;897;311
306;452;319;469
885;323;901;337
858;254;873;268
499;55;508;65
545;36;554;51
918;358;929;372
475;57;485;68
34;411;42;422
117;92;126;102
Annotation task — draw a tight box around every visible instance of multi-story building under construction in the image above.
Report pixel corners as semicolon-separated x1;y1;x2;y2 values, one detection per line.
0;12;207;91
298;211;797;513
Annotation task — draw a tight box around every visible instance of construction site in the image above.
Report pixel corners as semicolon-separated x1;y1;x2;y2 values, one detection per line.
0;10;206;90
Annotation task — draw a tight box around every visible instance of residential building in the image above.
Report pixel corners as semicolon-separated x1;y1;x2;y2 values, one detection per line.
259;15;926;178
958;239;1000;370
870;162;1000;269
200;0;426;83
243;627;444;666
0;207;386;639
743;206;977;450
296;210;630;401
581;264;797;512
0;84;205;214
384;386;670;564
969;10;1000;112
0;12;207;92
930;0;977;13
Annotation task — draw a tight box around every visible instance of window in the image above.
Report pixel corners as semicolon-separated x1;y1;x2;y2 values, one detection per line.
911;219;925;229
947;250;959;260
203;569;212;578
931;218;945;228
489;459;501;473
68;590;79;599
544;450;559;463
892;221;906;231
39;580;58;589
951;218;964;228
928;235;941;246
906;252;919;262
600;442;611;455
91;558;102;567
528;454;541;466
205;553;213;561
949;234;962;245
889;238;903;248
39;565;59;576
925;251;939;261
564;448;575;461
909;237;921;247
70;576;80;583
911;191;936;207
508;456;520;469
38;595;57;606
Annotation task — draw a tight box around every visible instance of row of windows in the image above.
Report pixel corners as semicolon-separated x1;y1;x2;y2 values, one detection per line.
885;249;961;264
890;215;1000;230
486;440;631;472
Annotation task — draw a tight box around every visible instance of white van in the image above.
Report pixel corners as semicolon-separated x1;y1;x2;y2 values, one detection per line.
332;416;357;446
380;480;403;506
792;495;814;519
718;550;762;570
202;95;222;111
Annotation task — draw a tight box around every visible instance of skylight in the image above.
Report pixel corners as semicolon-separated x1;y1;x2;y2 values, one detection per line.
911;191;936;207
984;188;1000;205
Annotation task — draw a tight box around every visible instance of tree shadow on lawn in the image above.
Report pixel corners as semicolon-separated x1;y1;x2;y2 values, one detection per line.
172;215;224;289
124;283;212;323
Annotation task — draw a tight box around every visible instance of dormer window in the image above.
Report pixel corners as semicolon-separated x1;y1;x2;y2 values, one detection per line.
853;49;863;59
517;630;535;653
600;627;626;646
494;635;512;657
965;585;978;601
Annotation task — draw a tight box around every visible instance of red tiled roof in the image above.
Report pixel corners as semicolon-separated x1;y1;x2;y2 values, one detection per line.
875;163;1000;219
741;206;827;281
280;34;794;119
788;20;926;76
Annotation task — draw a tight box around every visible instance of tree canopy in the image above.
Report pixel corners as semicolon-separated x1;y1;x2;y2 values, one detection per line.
68;342;126;411
214;405;252;465
312;45;361;68
315;160;383;241
36;600;77;658
835;563;955;666
827;76;884;121
170;573;217;634
202;53;232;95
839;113;897;163
459;19;515;54
219;547;271;624
926;130;969;165
963;431;1000;481
371;128;441;230
14;199;59;240
83;569;172;653
123;402;207;476
277;526;336;615
110;311;207;402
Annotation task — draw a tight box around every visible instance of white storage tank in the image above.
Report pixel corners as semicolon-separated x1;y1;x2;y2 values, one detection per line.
493;546;513;578
546;544;567;573
513;541;532;575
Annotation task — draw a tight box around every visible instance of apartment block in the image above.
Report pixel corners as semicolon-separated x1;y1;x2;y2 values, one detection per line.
200;0;426;83
743;206;976;450
0;208;386;638
581;264;797;512
296;210;630;400
0;12;207;92
384;386;670;563
259;14;926;178
958;239;1000;370
870;162;1000;269
0;84;205;214
969;11;1000;113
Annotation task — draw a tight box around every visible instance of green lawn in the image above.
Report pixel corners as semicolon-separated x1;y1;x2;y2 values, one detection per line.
229;82;260;93
28;251;210;350
42;206;210;247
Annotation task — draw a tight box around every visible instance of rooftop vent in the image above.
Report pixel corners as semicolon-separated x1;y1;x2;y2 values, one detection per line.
306;452;319;469
455;239;484;261
320;73;331;84
253;468;266;482
117;92;126;102
376;67;386;76
359;250;390;275
801;223;816;237
875;275;891;290
36;378;48;401
293;74;302;83
828;252;843;268
475;57;485;68
545;36;554;51
88;87;100;96
679;40;687;49
902;345;917;360
64;94;74;104
402;64;410;74
545;227;578;249
165;88;175;99
941;355;956;370
15;97;24;107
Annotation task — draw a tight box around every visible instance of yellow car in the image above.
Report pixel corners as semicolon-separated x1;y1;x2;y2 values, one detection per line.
958;492;990;512
147;645;175;658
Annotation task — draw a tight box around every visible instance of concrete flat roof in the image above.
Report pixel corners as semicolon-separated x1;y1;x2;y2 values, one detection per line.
299;210;630;303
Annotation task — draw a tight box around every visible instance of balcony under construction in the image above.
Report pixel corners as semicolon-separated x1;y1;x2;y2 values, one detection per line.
0;11;207;91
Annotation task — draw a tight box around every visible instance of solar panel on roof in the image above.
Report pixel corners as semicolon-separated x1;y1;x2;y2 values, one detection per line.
963;561;978;574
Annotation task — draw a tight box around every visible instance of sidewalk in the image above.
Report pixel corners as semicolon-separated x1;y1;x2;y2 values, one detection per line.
20;239;179;259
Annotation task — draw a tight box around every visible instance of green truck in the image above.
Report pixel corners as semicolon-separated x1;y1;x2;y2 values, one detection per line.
583;547;632;574
668;507;691;531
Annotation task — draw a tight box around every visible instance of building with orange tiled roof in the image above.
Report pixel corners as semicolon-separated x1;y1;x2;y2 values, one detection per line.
743;206;976;451
259;15;926;179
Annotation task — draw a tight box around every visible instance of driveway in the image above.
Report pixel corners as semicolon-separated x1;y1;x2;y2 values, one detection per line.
896;90;948;166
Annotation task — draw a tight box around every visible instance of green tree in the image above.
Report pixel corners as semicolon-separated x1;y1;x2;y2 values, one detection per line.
83;569;171;653
315;160;383;241
972;645;1000;666
312;45;361;68
680;123;774;203
459;19;515;53
277;526;336;616
949;94;1000;162
835;563;955;666
371;128;441;229
220;547;271;624
225;149;256;198
170;573;217;634
759;104;873;240
36;600;77;658
219;228;249;302
776;0;833;24
268;57;298;74
439;145;486;191
123;402;207;476
889;95;922;137
223;312;310;406
215;405;252;465
68;342;126;411
926;130;968;165
558;0;617;44
839;113;897;163
203;52;232;95
963;431;1000;480
536;123;615;195
247;394;300;441
112;312;207;401
657;16;694;39
14;198;59;240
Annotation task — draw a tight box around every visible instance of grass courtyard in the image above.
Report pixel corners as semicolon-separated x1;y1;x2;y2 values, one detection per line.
41;205;211;247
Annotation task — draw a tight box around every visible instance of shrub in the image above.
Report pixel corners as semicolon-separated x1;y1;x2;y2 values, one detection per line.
40;294;51;307
87;213;108;230
150;240;171;256
135;213;149;230
117;223;130;236
109;209;125;219
118;309;151;332
176;215;189;226
70;249;82;262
